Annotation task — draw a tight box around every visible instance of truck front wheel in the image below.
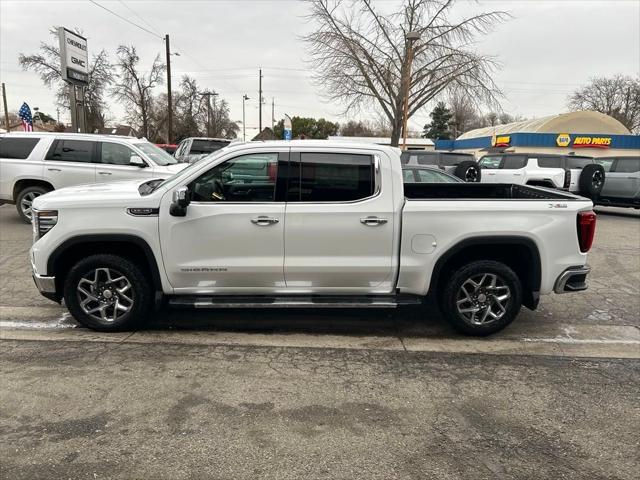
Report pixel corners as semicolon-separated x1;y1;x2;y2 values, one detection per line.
63;254;153;332
441;260;522;336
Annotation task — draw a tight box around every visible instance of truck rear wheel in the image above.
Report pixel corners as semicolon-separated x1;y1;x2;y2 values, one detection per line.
441;260;522;336
63;254;152;332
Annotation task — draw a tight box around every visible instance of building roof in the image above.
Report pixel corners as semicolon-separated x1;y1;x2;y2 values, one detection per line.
328;135;434;146
457;110;631;140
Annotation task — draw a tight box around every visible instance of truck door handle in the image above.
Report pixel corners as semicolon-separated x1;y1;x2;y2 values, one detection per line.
47;168;61;172
360;216;388;226
98;171;112;175
251;216;279;226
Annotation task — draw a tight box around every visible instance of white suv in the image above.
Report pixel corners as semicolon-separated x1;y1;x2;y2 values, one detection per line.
0;132;186;222
478;153;605;198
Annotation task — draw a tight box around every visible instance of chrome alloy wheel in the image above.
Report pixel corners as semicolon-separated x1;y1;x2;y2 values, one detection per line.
77;268;134;322
456;273;511;325
592;170;604;191
465;167;479;182
21;191;41;220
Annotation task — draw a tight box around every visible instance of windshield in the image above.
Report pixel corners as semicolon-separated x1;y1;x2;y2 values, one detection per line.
134;142;178;166
191;139;230;154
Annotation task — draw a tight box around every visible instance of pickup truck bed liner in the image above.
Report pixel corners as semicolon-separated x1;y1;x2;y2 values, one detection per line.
404;183;578;200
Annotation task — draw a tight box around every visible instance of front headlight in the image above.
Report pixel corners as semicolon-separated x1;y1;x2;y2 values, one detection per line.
32;209;58;242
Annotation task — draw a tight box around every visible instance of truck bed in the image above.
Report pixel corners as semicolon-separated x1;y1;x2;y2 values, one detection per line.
404;183;579;200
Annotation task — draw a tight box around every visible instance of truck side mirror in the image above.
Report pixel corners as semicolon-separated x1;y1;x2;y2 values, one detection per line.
170;186;190;216
130;155;147;168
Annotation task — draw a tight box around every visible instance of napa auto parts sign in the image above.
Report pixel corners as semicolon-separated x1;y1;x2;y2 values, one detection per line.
58;27;89;85
556;133;611;149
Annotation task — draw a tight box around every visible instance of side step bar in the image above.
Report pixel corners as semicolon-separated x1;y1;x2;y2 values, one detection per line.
167;295;423;309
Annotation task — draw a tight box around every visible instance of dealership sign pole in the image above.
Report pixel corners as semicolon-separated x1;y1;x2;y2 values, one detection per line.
284;114;292;140
58;28;89;133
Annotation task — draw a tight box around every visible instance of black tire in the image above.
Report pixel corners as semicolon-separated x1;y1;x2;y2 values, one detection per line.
63;254;153;332
16;185;50;223
578;164;605;198
441;260;522;336
454;161;482;182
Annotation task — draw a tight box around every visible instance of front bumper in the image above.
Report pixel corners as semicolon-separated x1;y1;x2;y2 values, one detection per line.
32;273;60;303
554;265;591;294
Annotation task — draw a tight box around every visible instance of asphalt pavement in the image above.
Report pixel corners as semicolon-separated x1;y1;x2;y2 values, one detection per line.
1;203;639;479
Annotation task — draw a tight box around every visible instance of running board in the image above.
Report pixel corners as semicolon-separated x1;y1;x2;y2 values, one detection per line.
167;295;423;309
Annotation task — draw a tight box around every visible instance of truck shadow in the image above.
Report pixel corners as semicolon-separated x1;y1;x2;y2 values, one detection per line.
142;304;454;338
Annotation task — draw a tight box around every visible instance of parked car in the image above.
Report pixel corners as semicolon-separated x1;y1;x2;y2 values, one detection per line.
174;137;232;163
0;132;187;222
30;141;595;336
402;165;462;183
401;151;481;182
594;156;640;209
477;153;605;198
156;144;178;155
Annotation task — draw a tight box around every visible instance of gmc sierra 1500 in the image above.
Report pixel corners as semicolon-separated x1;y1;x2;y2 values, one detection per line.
30;141;595;335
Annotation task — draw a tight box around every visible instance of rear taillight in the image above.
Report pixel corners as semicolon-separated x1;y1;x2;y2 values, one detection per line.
564;170;571;188
577;211;596;252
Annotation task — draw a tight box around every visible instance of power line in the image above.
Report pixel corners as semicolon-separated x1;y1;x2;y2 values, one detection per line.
88;0;163;40
117;0;163;37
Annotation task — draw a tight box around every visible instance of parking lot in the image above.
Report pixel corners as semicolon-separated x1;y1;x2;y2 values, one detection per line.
1;203;639;479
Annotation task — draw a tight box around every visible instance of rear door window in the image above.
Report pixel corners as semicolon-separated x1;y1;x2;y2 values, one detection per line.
595;158;615;172
414;153;438;166
479;156;502;169
46;140;95;163
536;156;562;168
439;154;473;167
0;137;40;159
502;156;527;169
613;157;640;173
290;152;374;202
565;157;593;169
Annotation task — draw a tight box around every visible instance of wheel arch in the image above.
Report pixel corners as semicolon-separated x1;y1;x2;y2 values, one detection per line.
429;236;542;310
13;179;54;201
47;234;163;297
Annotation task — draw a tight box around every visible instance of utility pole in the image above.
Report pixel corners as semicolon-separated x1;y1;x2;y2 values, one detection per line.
165;34;173;144
271;98;275;131
2;83;9;131
401;31;421;150
258;69;263;133
242;94;249;142
200;91;218;137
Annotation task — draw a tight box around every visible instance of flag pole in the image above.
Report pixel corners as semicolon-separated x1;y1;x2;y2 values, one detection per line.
2;83;9;131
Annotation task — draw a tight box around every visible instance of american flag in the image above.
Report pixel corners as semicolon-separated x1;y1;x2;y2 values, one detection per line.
18;102;33;132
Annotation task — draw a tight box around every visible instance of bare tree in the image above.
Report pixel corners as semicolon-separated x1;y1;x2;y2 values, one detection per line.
18;27;113;131
112;45;165;139
304;0;507;146
568;75;640;134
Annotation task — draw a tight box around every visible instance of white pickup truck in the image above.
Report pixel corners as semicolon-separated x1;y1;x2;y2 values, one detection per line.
30;141;596;336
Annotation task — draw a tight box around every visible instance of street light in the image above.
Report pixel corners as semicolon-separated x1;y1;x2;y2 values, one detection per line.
242;94;250;141
401;31;421;150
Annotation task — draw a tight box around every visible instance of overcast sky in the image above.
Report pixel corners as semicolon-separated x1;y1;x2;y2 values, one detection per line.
1;0;639;137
